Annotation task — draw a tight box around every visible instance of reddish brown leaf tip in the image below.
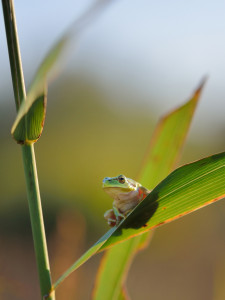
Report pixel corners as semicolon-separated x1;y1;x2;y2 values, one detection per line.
194;76;208;98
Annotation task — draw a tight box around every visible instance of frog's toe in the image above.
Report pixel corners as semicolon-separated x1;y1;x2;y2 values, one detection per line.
104;209;117;227
107;218;117;227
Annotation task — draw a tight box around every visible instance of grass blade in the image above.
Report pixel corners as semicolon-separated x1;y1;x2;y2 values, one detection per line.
12;90;47;144
53;151;225;291
102;152;225;248
139;78;206;187
11;38;67;143
93;237;140;300
117;288;131;300
92;79;206;299
11;0;114;144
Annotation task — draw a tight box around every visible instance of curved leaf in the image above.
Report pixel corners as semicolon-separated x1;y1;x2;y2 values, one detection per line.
53;151;225;290
117;287;130;300
93;237;140;300
138;78;206;188
11;0;114;144
102;152;225;249
92;79;206;299
11;38;67;144
12;90;47;144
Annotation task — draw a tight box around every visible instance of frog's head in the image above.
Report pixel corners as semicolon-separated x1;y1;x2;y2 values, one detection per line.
103;175;139;199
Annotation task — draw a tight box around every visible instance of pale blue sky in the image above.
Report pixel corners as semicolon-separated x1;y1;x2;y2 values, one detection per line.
1;0;225;142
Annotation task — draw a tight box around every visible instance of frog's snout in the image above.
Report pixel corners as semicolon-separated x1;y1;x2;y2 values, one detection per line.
103;177;111;183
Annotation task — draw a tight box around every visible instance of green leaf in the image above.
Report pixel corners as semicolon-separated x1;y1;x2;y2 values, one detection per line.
93;237;140;300
139;78;206;188
117;288;130;300
11;38;67;144
53;151;225;291
93;231;153;300
12;90;47;144
102;152;225;248
92;79;205;299
11;0;114;144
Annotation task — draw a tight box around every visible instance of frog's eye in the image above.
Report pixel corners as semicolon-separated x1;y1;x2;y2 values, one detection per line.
118;176;125;184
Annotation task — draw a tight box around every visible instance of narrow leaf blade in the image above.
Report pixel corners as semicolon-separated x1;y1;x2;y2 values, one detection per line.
11;38;67;143
101;152;225;250
93;237;140;300
117;287;131;300
11;0;114;140
139;78;206;188
53;151;225;290
93;79;206;299
12;91;47;144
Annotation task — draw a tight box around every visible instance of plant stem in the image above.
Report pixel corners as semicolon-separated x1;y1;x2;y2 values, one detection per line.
22;145;54;299
2;0;25;110
2;0;54;298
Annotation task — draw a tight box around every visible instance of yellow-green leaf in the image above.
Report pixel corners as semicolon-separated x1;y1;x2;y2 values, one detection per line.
53;151;225;291
11;0;114;144
11;38;67;144
12;90;47;144
117;287;130;300
93;237;140;300
93;79;205;299
102;152;225;249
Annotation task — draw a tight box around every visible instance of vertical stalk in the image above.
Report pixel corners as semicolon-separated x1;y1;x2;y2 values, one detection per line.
2;0;54;298
22;145;54;299
1;0;24;110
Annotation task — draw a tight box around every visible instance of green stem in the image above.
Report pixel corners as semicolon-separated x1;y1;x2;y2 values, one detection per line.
2;0;25;110
2;0;54;298
22;145;54;299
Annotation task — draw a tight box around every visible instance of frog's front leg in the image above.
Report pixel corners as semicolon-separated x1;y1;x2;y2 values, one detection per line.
104;209;117;227
104;207;124;227
113;206;125;225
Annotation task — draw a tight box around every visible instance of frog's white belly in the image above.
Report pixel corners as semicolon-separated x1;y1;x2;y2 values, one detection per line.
113;190;140;215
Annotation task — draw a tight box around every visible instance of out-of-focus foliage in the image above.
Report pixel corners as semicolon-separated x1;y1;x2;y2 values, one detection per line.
53;151;225;291
1;75;224;227
93;79;206;299
12;38;67;144
1;74;225;299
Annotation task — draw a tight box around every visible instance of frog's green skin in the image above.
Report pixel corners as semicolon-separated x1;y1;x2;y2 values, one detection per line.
103;175;150;227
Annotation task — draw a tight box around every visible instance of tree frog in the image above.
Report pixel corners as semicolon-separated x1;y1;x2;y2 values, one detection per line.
103;175;150;227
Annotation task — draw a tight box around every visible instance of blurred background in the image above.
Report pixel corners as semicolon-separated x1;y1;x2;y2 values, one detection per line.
0;0;225;299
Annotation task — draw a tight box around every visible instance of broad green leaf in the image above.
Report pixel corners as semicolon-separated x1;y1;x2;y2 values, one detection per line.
53;151;225;291
93;79;205;299
11;38;67;144
102;152;225;248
